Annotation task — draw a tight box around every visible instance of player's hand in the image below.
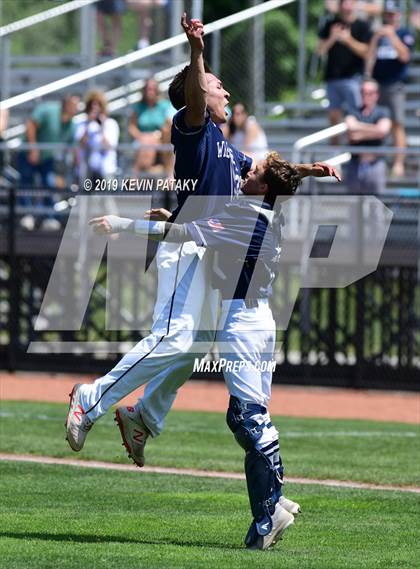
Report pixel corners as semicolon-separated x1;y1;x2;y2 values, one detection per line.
89;215;133;235
311;162;342;182
181;12;204;52
89;216;114;235
144;208;172;221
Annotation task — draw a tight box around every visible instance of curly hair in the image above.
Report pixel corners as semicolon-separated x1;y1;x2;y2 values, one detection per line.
84;90;108;115
262;151;302;204
168;62;212;110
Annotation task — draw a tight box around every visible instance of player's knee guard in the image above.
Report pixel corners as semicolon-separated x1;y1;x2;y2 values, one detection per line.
226;395;265;450
226;396;283;540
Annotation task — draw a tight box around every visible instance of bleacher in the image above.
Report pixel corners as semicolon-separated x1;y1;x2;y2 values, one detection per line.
1;0;419;387
2;1;419;191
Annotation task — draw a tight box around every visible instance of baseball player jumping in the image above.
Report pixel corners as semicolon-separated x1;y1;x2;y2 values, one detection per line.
65;12;340;548
88;154;340;550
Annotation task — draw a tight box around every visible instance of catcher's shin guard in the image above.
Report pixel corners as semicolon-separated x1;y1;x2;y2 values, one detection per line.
226;396;283;540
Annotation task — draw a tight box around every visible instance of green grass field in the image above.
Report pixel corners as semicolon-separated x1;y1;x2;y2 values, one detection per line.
1;401;419;568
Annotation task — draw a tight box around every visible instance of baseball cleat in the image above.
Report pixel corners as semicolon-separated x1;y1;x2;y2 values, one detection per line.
246;504;294;550
279;495;301;515
65;384;93;452
115;406;150;468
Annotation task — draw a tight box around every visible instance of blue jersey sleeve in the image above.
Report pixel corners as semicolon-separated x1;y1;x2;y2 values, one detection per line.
239;152;253;179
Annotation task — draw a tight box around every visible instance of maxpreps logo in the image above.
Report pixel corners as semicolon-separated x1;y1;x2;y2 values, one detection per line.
31;194;393;353
193;358;277;373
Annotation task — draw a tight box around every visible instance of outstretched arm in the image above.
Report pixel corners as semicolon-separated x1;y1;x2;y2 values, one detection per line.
181;13;208;128
294;162;342;181
88;215;189;242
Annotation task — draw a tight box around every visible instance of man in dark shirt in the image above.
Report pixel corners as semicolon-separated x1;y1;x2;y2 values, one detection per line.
318;0;372;138
344;78;392;193
368;0;415;178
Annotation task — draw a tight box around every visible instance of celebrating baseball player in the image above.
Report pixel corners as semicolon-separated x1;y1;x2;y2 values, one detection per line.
87;153;340;549
65;12;340;549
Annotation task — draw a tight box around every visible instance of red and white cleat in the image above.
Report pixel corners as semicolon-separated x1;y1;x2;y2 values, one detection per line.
115;406;150;468
65;384;93;452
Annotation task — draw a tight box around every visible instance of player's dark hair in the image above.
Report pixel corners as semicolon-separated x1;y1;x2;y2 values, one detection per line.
168;61;212;110
262;151;302;206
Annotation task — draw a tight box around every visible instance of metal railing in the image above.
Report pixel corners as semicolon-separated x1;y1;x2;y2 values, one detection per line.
0;0;296;111
0;0;100;101
292;122;349;163
1;61;188;147
0;0;99;38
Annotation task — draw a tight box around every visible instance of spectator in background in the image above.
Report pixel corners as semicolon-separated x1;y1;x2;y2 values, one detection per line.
129;78;175;176
344;78;392;194
75;90;120;182
97;0;126;57
324;0;383;20
368;0;415;178
18;94;79;190
17;94;79;231
222;102;268;162
318;0;372;141
126;0;166;50
410;2;420;31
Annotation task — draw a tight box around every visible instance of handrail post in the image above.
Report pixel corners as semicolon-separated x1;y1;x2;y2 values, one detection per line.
211;29;221;79
292;122;348;164
297;0;307;104
80;2;96;88
7;179;17;372
0;36;11;100
170;0;184;68
252;0;265;117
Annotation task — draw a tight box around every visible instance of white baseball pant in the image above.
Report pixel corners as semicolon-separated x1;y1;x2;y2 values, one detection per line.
78;240;218;434
216;298;276;408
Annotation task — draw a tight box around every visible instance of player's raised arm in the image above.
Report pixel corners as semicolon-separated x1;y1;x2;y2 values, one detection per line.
181;13;208;128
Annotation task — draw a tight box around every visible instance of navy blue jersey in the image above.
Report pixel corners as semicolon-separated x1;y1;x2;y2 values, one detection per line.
170;108;252;223
185;198;281;299
373;27;415;85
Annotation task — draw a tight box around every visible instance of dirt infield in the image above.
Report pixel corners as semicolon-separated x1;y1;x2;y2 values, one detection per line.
1;372;419;423
1;453;419;493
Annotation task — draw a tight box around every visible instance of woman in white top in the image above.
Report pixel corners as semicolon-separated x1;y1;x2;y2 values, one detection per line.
224;102;268;163
75;90;119;180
